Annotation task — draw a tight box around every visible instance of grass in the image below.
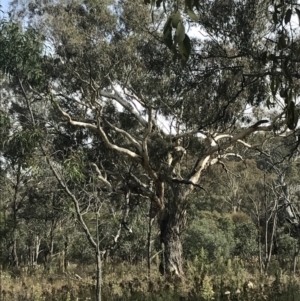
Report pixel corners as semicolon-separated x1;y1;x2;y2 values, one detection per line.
1;259;300;301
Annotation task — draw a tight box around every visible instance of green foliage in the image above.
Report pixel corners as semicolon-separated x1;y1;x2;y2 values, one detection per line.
69;232;95;264
63;151;87;183
0;20;43;85
0;112;10;149
201;275;214;300
276;225;298;259
149;0;201;62
5;128;43;166
234;222;258;259
184;211;235;261
184;210;258;265
162;11;192;64
178;34;191;65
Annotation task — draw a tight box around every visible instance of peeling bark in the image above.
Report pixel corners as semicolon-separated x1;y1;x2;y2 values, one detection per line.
159;187;187;276
160;216;184;275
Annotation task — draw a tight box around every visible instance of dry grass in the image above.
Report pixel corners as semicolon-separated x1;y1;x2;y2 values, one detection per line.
1;260;300;301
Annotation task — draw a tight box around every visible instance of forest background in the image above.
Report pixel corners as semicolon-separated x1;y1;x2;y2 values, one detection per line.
1;0;300;300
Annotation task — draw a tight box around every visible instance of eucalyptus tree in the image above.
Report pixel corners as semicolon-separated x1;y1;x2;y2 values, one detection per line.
2;0;300;277
250;133;300;272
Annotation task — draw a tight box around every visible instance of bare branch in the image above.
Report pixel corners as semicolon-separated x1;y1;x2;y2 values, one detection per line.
171;178;205;190
56;93;95;110
187;116;284;193
169;146;186;172
142;108;158;181
113;191;132;243
143;107;152;148
220;153;244;160
217;160;242;177
53;100;142;162
103;118;142;153
18;77;35;125
96;119;142;162
236;140;252;148
73;70;94;89
123;89;146;107
208;117;283;155
100;89;147;127
104;77;148;127
126;172;154;198
91;163;113;191
172;128;201;140
54;100;98;131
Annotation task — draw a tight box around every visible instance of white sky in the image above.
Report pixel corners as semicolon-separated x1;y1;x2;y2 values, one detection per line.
0;0;9;13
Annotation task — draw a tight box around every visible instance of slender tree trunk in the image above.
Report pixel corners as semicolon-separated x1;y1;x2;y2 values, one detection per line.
46;225;54;271
46;194;55;271
0;264;2;300
95;199;102;301
60;250;65;273
34;235;41;266
96;250;101;301
257;215;264;273
12;235;18;267
147;210;154;277
64;236;69;272
12;165;21;267
265;213;277;273
293;247;299;275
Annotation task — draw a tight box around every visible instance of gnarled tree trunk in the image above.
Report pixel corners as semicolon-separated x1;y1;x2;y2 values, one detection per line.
159;187;187;276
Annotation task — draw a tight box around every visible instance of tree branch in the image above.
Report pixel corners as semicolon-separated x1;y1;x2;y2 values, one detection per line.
186;116;284;195
103;77;148;127
102;117;142;153
91;163;113;191
53;100;142;162
171;178;205;190
41;145;97;249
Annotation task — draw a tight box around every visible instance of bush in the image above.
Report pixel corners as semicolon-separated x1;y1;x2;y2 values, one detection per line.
183;211;235;261
233;222;258;259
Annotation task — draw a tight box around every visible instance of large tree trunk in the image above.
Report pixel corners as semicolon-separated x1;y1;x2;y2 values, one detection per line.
159;188;186;276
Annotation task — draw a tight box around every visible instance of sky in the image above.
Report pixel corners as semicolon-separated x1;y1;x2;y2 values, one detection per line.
0;0;9;13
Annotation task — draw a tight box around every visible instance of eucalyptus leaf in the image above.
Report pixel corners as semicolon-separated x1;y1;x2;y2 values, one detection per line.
273;11;278;24
278;35;286;50
261;51;268;65
163;15;173;34
163;26;173;50
285;8;292;25
185;0;193;10
286;101;298;130
175;21;185;43
187;9;199;22
172;11;181;28
179;34;191;63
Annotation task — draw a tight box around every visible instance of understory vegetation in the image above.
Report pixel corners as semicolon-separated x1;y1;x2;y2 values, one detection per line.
2;254;300;301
